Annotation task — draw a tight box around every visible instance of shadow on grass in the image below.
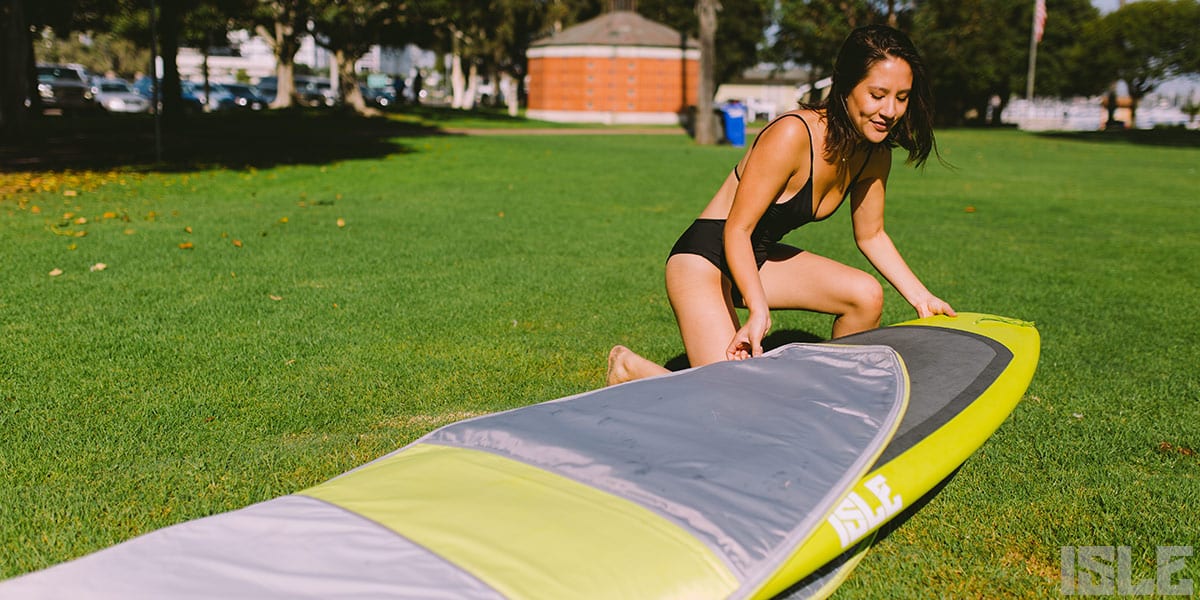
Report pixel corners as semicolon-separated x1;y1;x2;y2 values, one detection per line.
1034;127;1200;148
663;328;825;371
0;108;448;173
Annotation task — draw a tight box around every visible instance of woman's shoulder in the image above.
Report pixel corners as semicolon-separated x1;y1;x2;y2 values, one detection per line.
769;109;824;130
758;109;824;148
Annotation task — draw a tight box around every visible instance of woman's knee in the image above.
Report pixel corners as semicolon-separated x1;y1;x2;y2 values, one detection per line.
845;272;884;316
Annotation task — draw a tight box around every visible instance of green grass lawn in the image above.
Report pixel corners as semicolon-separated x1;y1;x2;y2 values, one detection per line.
1;113;1198;597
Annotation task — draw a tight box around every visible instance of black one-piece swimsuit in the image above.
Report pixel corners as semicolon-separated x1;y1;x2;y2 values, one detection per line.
668;114;873;288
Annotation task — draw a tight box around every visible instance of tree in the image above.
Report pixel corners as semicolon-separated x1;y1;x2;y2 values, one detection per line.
1020;0;1105;101
637;0;767;144
1;0;128;135
411;0;487;109
909;0;1024;125
251;0;307;108
1081;0;1200;126
0;0;33;136
766;1;903;104
694;0;718;144
310;0;420;115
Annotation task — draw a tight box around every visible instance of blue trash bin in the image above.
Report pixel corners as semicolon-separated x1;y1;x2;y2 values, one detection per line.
720;101;747;147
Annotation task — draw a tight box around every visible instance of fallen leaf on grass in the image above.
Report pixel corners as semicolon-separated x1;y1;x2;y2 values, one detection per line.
49;268;63;277
89;263;107;272
1157;441;1197;457
184;226;193;233
102;211;117;219
63;190;77;197
232;239;243;248
74;216;88;225
278;217;288;224
178;242;194;250
269;294;283;301
336;218;345;228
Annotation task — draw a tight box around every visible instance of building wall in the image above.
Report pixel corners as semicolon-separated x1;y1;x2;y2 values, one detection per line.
526;45;698;124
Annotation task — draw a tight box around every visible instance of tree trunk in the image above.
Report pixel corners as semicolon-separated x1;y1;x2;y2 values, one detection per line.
158;0;183;126
462;62;478;110
0;0;32;137
694;0;720;145
258;20;297;108
274;59;296;108
450;47;466;109
335;48;377;116
500;71;519;117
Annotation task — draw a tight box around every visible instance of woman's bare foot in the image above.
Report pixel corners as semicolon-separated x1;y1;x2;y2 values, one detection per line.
606;345;632;386
605;345;670;386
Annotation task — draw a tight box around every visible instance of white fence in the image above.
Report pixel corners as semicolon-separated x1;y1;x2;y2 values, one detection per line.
1003;97;1196;131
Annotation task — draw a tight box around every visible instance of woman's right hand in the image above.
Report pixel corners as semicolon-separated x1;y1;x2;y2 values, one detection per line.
726;312;771;361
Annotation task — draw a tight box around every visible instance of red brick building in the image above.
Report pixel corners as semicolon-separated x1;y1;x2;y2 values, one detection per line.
526;11;699;124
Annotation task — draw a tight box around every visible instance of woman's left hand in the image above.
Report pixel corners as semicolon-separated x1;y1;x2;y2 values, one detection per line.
912;296;957;319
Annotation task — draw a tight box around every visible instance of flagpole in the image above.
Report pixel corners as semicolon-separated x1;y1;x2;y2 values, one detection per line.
1026;4;1038;100
1026;0;1044;101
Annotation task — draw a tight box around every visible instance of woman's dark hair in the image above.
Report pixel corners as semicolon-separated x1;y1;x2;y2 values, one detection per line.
811;25;938;168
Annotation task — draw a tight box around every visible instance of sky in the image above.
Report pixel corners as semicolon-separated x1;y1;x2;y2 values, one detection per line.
1091;0;1121;14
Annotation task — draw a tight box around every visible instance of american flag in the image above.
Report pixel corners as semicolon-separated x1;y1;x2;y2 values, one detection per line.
1034;0;1048;43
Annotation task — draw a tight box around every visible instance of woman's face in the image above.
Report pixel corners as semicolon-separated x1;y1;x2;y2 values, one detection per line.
844;56;913;144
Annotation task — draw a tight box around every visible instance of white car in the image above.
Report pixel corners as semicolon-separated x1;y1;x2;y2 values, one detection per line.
92;79;151;113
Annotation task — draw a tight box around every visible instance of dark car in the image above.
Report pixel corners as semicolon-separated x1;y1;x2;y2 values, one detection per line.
132;76;205;114
249;76;338;107
359;84;398;110
222;82;268;111
36;64;96;115
256;76;278;103
296;76;338;108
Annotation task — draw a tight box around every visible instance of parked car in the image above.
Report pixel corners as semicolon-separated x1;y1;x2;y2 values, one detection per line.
132;76;205;114
91;78;151;114
181;81;235;111
296;76;338;108
221;82;268;111
359;84;397;109
35;64;96;115
256;76;277;103
248;76;339;107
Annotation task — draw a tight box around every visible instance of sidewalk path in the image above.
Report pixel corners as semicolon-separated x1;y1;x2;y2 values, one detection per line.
442;127;688;136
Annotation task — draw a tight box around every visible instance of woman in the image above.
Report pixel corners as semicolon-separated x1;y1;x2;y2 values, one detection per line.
607;25;956;386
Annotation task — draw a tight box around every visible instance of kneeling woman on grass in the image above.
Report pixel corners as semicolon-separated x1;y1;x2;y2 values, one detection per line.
607;25;956;386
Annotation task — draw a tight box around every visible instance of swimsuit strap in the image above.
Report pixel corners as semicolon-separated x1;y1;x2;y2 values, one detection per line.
732;113;813;182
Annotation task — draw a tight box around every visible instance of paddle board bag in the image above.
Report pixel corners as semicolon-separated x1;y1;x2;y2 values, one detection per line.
0;343;908;600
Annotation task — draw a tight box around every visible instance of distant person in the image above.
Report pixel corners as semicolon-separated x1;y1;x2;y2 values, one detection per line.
607;25;956;385
412;72;424;105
